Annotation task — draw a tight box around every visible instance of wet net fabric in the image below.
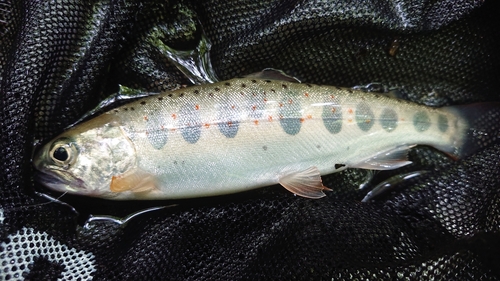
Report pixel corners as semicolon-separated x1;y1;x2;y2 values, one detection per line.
1;0;499;280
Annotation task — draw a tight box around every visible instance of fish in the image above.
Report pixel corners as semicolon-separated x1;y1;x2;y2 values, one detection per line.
33;71;499;200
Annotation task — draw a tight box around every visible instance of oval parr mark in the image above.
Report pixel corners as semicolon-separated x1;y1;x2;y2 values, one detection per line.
438;114;449;132
413;111;431;132
322;100;342;134
179;103;202;143
146;115;168;149
247;91;266;119
355;102;375;131
279;94;302;135
380;108;398;132
217;102;240;138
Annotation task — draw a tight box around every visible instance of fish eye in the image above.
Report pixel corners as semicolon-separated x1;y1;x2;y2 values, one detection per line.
49;140;77;168
53;146;69;162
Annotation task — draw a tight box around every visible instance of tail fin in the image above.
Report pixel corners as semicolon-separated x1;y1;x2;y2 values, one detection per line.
444;102;500;158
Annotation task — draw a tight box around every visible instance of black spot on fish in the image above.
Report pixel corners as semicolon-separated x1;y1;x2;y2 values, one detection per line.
265;80;271;83
413;111;431;132
180;93;185;97
225;82;231;86
130;107;135;111
322;99;342;134
140;101;146;105
355;102;375;131
348;90;353;94
279;94;302;135
215;87;220;92
168;93;173;97
335;164;345;169
380;108;398;132
158;97;163;101
124;108;128;111
263;145;268;151
179;103;202;143
251;79;257;83
194;90;199;94
306;84;312;88
282;84;288;89
438;114;449;132
146;114;168;150
241;83;246;88
218;101;240;138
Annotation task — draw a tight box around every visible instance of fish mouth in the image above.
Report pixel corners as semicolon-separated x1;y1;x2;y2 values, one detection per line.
34;169;87;194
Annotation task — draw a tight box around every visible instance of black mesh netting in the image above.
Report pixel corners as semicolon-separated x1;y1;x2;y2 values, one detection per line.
1;0;500;280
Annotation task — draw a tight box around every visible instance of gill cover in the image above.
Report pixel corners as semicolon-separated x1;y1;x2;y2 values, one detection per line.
34;115;138;197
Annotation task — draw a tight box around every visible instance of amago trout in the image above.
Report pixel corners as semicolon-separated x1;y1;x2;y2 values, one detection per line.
33;73;499;200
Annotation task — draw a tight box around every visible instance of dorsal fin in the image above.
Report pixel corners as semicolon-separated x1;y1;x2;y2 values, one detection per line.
244;68;301;83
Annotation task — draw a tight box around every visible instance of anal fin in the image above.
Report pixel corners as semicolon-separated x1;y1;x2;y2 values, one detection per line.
110;168;159;194
279;166;331;199
349;145;415;170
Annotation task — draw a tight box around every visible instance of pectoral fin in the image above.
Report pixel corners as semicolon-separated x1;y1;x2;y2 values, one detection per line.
279;167;331;199
349;145;415;170
110;168;159;194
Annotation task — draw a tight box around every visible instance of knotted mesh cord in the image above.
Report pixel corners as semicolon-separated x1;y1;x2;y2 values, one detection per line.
1;0;499;280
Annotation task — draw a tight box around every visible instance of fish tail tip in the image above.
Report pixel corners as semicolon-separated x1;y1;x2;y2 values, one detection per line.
446;102;500;158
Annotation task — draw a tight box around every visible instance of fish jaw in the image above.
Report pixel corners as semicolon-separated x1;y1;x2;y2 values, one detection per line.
35;168;86;194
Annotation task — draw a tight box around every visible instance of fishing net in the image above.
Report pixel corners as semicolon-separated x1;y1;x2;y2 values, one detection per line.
1;0;499;280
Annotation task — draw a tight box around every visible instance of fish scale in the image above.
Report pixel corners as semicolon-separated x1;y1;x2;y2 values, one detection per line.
33;76;485;200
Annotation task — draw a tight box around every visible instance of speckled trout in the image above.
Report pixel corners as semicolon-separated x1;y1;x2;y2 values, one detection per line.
33;74;497;200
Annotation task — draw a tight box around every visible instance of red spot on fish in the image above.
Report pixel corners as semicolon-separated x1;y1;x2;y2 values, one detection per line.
227;121;233;127
348;108;353;114
144;116;148;121
304;92;309;97
331;108;336;113
348;118;353;123
365;119;371;124
306;114;313;119
300;118;305;123
288;99;293;104
231;105;235;109
330;95;335;99
254;120;259;125
204;123;210;128
195;105;200;110
264;98;268;102
279;103;284;107
170;128;176;132
268;115;273;122
172;113;177;119
251;105;257;111
279;114;284;120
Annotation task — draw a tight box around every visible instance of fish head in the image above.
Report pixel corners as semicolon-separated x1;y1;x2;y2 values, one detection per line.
33;114;136;198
